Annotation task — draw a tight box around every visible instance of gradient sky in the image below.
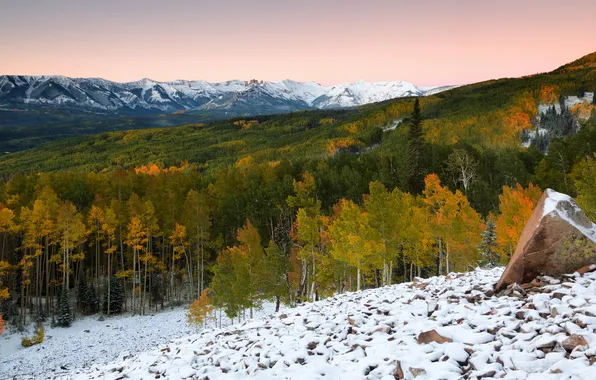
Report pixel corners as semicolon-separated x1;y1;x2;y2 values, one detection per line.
1;0;595;86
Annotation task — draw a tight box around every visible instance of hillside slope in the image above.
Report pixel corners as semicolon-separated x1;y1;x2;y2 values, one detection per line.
65;268;596;379
0;52;594;175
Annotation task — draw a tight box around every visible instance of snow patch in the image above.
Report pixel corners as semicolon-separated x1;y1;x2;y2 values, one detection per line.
542;189;596;243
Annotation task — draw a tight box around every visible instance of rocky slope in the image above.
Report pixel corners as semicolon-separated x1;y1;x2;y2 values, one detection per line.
64;267;596;379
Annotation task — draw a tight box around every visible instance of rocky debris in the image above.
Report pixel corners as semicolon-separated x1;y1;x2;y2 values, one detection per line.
417;330;453;344
497;189;596;290
68;267;596;379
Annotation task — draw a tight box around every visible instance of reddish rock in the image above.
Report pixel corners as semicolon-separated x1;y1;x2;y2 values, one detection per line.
576;264;596;276
496;190;596;290
417;330;453;344
372;326;391;334
562;334;589;351
392;361;404;379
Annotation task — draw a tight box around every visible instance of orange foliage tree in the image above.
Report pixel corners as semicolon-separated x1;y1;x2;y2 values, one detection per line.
539;85;559;104
495;183;542;262
187;288;214;328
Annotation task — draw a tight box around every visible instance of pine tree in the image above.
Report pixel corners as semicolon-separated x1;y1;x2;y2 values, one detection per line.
56;287;72;327
78;279;98;315
578;84;586;98
478;218;499;267
103;276;124;315
408;98;424;192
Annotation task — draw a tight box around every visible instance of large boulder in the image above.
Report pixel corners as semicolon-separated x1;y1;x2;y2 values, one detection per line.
496;189;596;290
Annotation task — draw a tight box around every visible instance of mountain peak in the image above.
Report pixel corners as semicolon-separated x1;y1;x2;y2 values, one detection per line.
0;75;454;114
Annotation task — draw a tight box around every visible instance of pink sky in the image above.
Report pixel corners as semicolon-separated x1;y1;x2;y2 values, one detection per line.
1;0;595;86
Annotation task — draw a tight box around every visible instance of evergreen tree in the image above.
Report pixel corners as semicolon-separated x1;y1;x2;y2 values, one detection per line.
56;287;72;327
408;98;424;193
478;218;499;267
559;94;566;110
578;84;586;98
77;279;98;315
103;276;124;315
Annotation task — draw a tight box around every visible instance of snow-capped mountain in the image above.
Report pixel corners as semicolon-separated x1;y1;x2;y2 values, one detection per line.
0;75;454;115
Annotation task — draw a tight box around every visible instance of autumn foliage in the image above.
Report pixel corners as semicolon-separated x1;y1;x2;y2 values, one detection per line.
187;289;214;328
495;183;542;262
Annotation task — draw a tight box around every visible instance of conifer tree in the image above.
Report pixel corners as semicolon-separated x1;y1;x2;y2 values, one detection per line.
78;279;98;315
408;98;424;192
103;276;124;315
57;287;72;327
578;84;586;98
478;217;498;267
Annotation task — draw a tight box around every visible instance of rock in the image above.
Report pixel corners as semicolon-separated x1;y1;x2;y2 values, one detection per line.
562;334;589;351
417;330;453;344
392;360;404;379
409;367;426;377
372;326;391;334
552;292;566;300
576;264;596;276
496;190;596;290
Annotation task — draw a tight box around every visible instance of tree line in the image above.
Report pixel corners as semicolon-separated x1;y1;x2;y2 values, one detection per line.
1;100;596;332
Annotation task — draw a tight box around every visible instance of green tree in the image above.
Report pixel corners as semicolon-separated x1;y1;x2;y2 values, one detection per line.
57;287;72;327
408;98;423;192
478;217;499;267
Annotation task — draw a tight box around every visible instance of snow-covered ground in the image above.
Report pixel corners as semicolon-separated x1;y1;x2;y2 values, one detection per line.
36;267;595;379
0;304;282;379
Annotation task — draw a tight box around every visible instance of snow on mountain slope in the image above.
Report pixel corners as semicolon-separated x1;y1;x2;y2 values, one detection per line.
63;267;596;380
0;75;454;115
313;80;426;108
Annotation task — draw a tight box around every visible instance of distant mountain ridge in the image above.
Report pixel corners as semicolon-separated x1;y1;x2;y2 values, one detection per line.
0;75;454;115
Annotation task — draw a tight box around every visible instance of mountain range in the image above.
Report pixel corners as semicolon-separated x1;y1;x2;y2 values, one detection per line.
0;75;454;115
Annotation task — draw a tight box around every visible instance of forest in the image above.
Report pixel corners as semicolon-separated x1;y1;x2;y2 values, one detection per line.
1;53;596;335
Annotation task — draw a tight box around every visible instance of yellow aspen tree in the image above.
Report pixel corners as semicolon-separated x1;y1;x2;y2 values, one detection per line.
364;182;400;286
87;205;105;293
101;208;118;315
329;199;378;291
126;216;146;314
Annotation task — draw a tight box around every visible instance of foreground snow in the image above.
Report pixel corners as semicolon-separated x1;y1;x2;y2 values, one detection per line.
0;304;281;379
54;268;596;379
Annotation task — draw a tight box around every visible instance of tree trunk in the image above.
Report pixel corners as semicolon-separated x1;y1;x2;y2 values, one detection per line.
438;238;443;276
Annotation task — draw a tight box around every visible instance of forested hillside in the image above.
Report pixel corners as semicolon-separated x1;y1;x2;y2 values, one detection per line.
1;53;595;174
1;52;596;335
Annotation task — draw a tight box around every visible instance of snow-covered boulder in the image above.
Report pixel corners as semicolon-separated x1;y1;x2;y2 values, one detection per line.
497;189;596;290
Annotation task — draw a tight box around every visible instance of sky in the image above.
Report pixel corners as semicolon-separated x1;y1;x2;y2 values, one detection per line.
1;0;595;86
